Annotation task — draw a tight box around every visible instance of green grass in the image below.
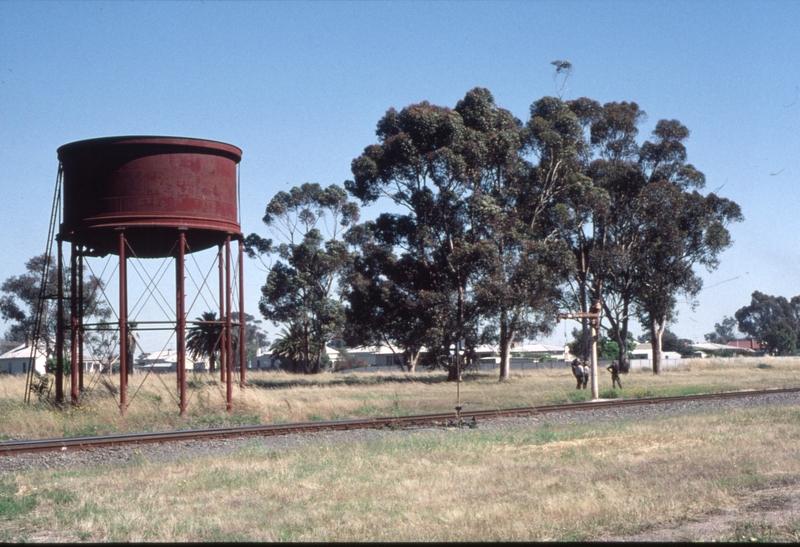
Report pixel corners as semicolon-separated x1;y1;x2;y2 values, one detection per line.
0;479;38;521
3;403;800;541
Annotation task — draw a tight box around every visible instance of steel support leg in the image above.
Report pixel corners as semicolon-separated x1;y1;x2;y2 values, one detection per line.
225;236;233;413
70;241;79;405
118;231;128;416
78;246;84;391
239;240;246;390
56;239;64;404
219;244;226;383
177;231;187;418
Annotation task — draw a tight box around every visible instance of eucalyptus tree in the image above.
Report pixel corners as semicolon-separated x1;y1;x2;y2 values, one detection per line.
464;91;576;380
630;121;743;372
547;97;608;363
704;316;739;344
735;291;800;356
582;101;649;373
241;313;268;362
342;221;444;373
345;94;487;380
246;183;359;374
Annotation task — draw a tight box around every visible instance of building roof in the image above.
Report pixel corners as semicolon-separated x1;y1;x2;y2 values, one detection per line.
139;350;178;363
691;342;754;354
513;344;567;354
346;344;405;355
0;343;47;360
727;339;763;349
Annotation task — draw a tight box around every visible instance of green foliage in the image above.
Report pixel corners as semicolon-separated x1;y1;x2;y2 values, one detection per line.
186;311;222;371
248;183;359;374
344;88;576;380
45;357;71;374
1;253;110;346
242;313;269;362
600;340;620;360
704;315;739;344
248;83;742;378
269;324;304;373
735;291;800;355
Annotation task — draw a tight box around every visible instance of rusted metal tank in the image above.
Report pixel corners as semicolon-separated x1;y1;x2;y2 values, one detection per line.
57;136;242;257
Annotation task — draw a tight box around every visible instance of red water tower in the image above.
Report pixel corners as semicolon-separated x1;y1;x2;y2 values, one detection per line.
55;136;246;416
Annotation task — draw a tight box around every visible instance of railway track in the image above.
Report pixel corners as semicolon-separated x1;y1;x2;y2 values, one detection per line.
2;387;798;457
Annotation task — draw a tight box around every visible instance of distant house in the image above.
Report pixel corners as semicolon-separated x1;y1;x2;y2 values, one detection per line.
135;350;187;373
473;344;500;364
727;339;764;351
631;343;682;361
689;342;754;358
0;343;47;375
512;343;570;362
337;345;406;369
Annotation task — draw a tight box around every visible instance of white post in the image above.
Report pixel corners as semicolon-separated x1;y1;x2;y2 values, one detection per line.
591;323;599;399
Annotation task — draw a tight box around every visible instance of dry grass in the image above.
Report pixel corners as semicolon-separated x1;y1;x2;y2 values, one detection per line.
0;357;799;442
2;398;800;541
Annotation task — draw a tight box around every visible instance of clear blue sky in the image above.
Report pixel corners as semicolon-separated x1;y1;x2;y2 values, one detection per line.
1;0;799;348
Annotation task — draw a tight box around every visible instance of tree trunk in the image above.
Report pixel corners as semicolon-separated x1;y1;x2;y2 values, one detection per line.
579;281;590;362
447;360;461;381
406;348;420;373
650;315;666;374
302;323;311;374
498;311;511;381
447;282;466;383
616;314;631;374
311;341;322;374
602;294;631;374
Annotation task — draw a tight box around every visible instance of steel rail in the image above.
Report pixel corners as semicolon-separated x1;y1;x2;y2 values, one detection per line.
2;387;798;457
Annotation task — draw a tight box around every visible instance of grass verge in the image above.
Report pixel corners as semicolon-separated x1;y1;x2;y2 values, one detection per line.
1;401;800;541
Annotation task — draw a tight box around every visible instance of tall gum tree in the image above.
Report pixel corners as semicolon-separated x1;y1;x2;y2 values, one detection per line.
571;105;742;374
631;120;743;373
553;97;607;363
587;101;648;373
246;183;359;374
470;93;579;381
346;95;486;381
342;221;445;372
735;291;800;356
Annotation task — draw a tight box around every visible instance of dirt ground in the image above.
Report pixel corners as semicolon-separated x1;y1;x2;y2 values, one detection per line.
602;482;800;542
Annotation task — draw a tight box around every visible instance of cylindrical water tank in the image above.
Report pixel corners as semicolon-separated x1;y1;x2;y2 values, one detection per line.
57;136;242;257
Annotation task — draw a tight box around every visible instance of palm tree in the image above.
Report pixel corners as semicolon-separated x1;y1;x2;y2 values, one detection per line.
269;324;304;373
186;311;223;372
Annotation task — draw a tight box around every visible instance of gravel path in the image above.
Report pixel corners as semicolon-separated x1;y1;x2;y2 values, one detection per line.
3;390;798;474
